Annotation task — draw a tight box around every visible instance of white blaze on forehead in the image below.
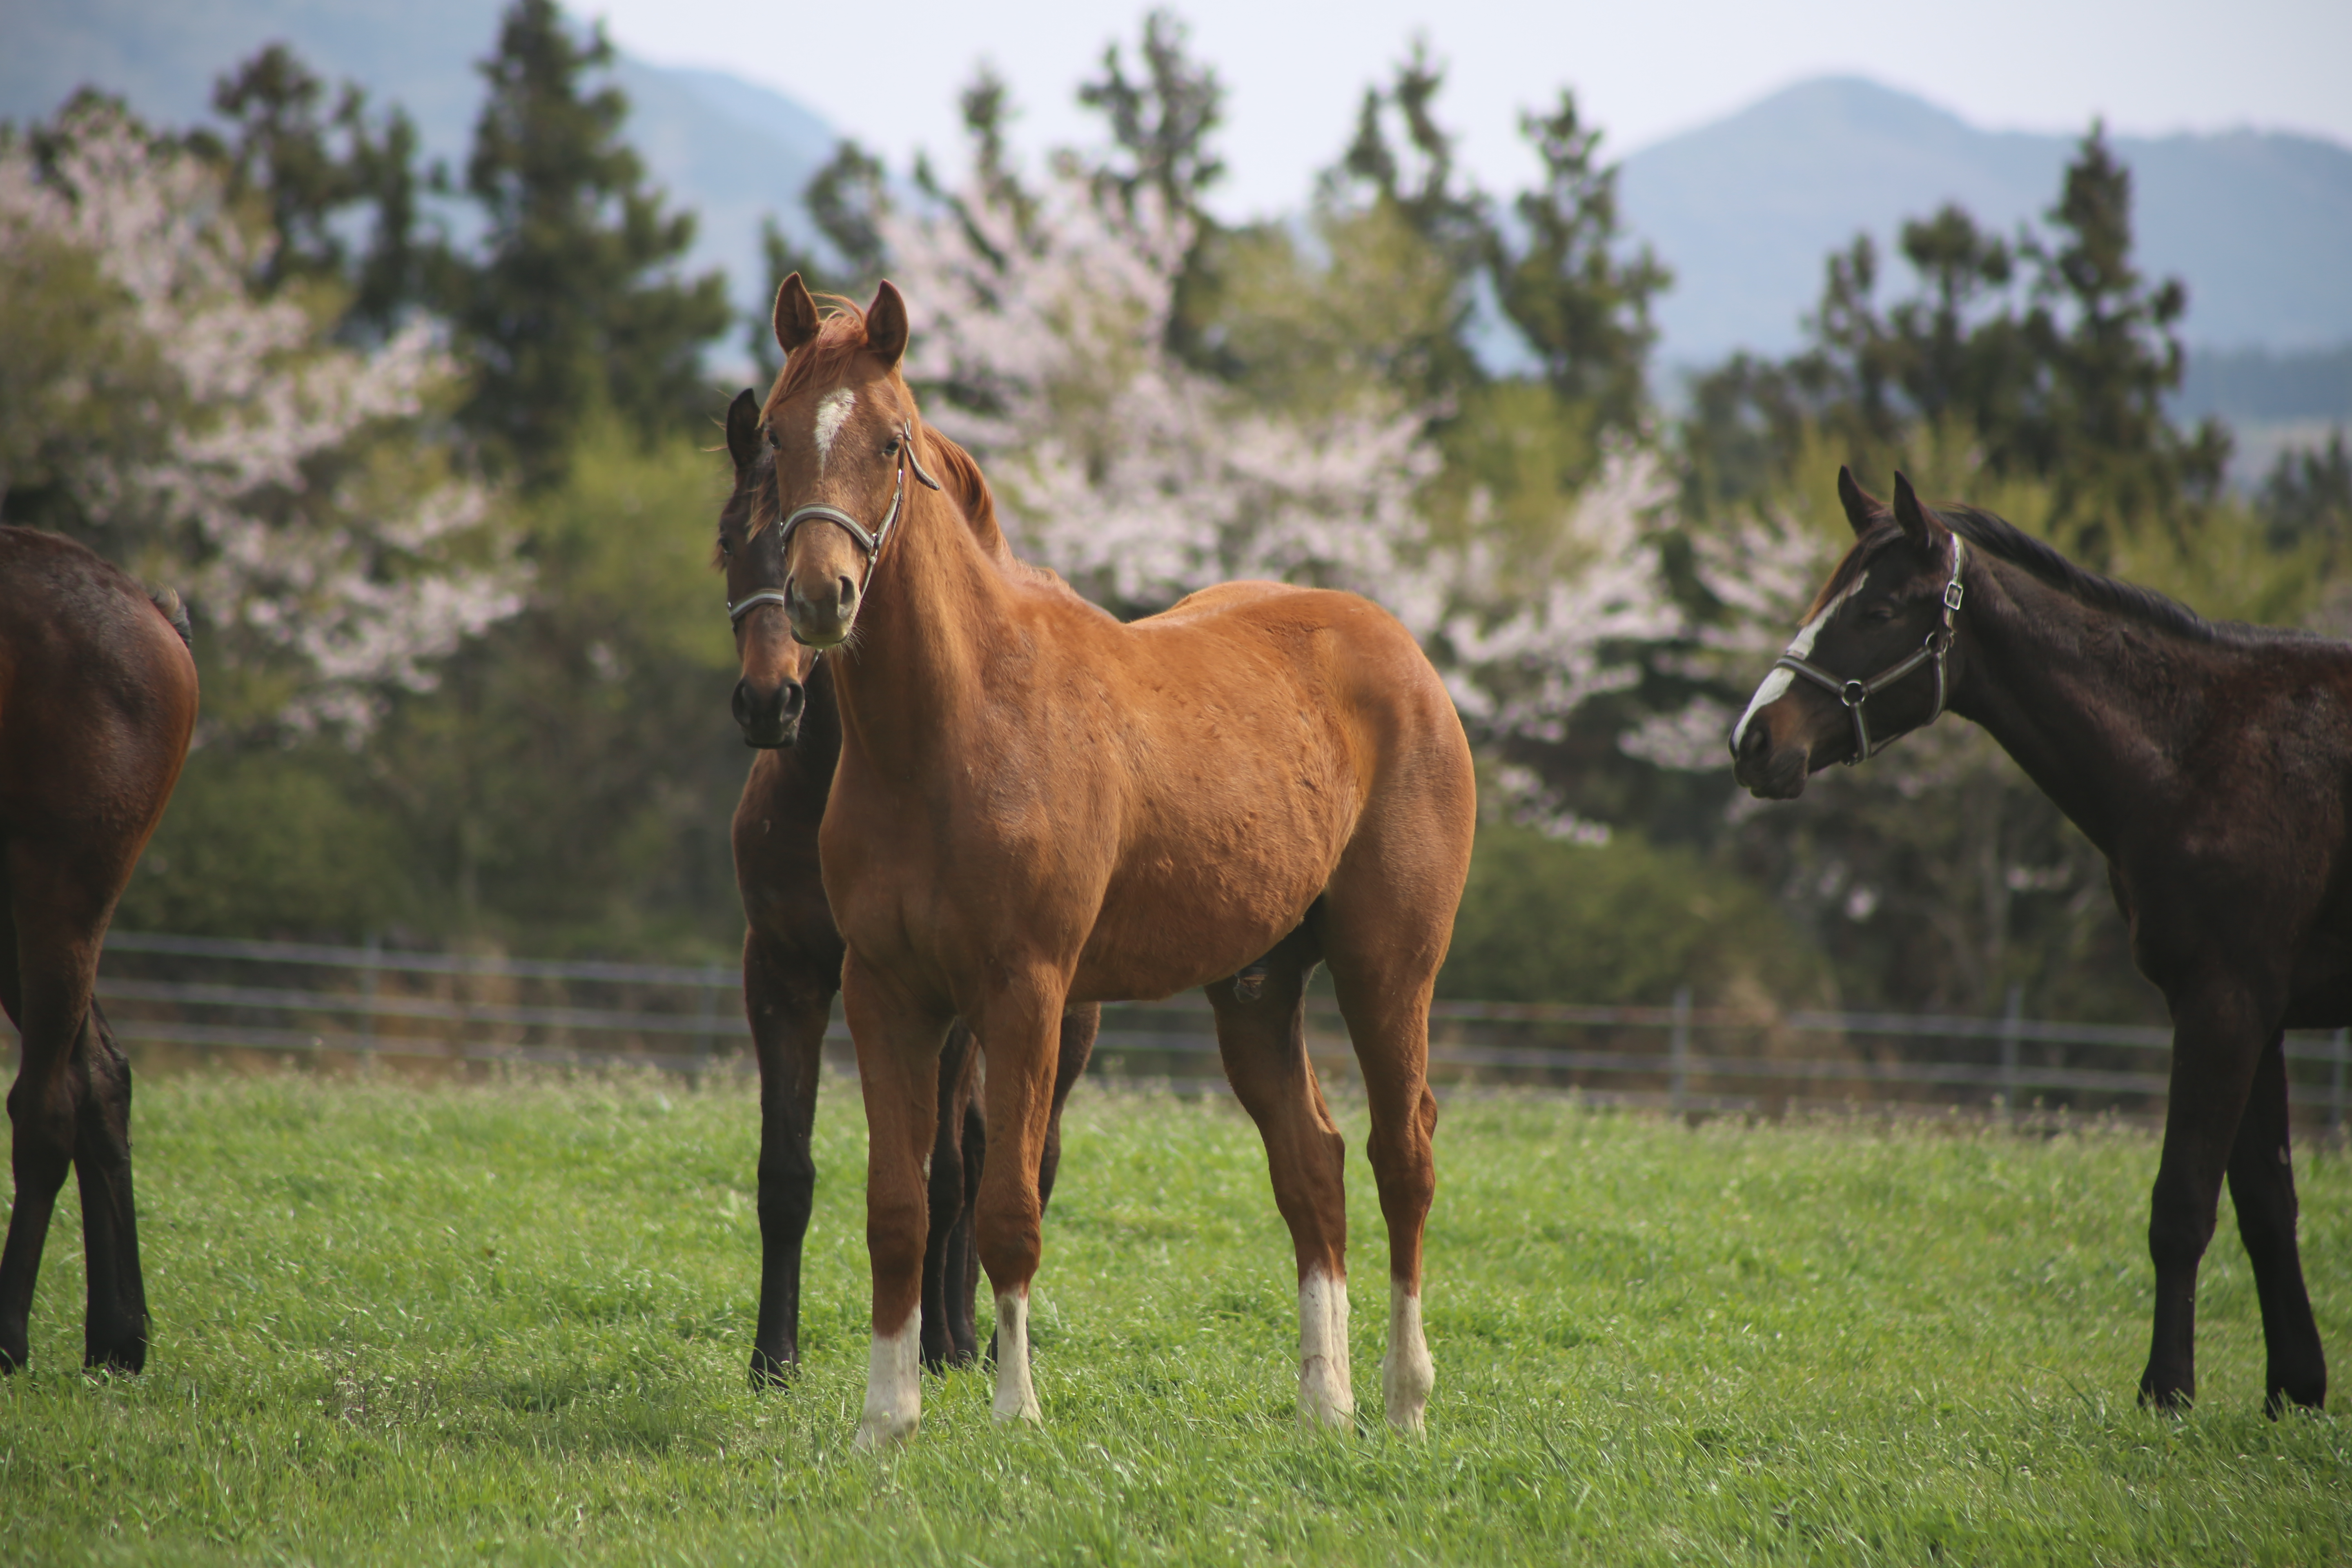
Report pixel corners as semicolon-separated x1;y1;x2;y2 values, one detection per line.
812;387;856;470
1731;572;1867;751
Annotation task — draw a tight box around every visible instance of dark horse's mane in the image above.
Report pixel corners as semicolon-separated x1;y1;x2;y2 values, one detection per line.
1836;501;2303;649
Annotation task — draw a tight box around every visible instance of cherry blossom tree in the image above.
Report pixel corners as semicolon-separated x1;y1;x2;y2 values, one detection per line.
0;96;524;731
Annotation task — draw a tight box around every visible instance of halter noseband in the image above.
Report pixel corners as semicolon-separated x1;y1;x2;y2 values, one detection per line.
726;418;942;629
1773;534;1967;764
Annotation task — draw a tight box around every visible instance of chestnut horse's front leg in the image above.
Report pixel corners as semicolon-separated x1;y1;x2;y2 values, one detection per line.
843;950;952;1449
971;971;1076;1428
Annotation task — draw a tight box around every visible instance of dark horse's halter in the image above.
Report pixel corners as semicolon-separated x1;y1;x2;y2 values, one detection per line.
1774;534;1967;764
727;418;942;629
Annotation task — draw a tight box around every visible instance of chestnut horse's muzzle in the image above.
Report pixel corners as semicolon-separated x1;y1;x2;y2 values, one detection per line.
733;675;806;749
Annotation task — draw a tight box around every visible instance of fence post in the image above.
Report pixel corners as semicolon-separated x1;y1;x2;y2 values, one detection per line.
1999;983;2023;1128
358;931;381;1056
696;963;723;1071
2332;1027;2348;1141
1670;985;1692;1116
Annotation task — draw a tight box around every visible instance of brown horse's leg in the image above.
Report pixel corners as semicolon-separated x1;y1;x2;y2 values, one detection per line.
72;1000;146;1372
2227;1032;2327;1414
1207;926;1354;1428
744;931;832;1385
921;1025;982;1370
0;862;103;1374
1318;826;1458;1434
844;951;951;1448
969;976;1074;1428
2141;987;2271;1410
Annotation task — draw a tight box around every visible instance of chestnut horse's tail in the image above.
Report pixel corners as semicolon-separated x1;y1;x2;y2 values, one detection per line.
148;587;192;648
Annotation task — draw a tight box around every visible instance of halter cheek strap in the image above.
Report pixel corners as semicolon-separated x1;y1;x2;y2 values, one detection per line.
726;419;942;628
1773;535;1967;764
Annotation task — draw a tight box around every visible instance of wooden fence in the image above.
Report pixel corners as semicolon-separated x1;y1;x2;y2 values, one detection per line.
2;931;2346;1131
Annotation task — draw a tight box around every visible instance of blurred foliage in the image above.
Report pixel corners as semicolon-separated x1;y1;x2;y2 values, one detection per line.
1437;819;1826;1008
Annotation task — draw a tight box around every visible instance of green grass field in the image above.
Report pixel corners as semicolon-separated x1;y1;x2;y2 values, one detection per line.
2;1069;2347;1566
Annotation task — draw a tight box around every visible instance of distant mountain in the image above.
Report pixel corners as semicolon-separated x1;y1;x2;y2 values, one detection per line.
0;0;837;316
1619;77;2352;368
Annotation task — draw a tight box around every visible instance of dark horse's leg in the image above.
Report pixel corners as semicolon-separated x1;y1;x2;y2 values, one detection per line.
0;853;145;1373
744;931;833;1385
2227;1032;2326;1414
2141;987;2272;1410
921;1025;982;1369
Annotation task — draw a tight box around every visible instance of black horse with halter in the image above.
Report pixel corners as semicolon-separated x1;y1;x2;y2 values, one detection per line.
1772;534;1967;764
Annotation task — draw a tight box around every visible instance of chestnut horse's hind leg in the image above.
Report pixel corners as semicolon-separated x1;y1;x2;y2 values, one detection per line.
1206;924;1354;1429
2227;1033;2326;1414
744;931;833;1385
922;1025;983;1369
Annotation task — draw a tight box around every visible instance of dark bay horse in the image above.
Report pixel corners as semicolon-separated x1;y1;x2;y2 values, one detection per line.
759;276;1476;1447
1733;468;2336;1415
0;526;197;1373
716;386;1097;1382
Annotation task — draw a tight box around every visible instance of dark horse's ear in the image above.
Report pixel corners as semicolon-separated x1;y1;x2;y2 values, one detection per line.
1890;471;1944;552
1836;466;1884;537
773;272;820;356
725;388;762;472
865;280;910;372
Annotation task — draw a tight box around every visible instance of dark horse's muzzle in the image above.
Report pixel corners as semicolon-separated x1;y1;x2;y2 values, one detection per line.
733;676;806;749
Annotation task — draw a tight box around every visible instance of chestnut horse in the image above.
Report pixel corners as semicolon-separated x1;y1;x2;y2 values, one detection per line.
757;276;1476;1448
716;388;1098;1381
1733;469;2335;1415
0;526;197;1373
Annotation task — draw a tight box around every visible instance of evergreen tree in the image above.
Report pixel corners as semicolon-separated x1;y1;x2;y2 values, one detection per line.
1491;91;1670;434
1077;9;1224;223
440;0;729;489
210;44;423;336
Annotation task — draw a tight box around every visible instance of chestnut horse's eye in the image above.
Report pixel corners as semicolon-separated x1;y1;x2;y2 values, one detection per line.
884;436;902;457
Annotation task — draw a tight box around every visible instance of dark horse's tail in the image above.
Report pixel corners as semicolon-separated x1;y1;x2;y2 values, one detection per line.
148;587;192;648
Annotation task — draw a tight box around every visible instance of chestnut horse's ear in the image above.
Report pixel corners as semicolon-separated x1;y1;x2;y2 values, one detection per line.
865;280;910;372
773;272;820;356
1836;466;1885;537
1891;471;1944;551
725;388;762;472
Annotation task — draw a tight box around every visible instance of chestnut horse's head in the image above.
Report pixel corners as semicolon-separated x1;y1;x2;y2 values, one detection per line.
718;386;815;747
1729;468;1970;797
756;274;938;654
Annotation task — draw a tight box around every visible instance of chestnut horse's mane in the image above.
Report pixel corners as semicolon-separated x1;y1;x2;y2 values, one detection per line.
1822;501;2297;650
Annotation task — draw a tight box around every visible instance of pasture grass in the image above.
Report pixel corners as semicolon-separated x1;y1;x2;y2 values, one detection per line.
2;1068;2348;1566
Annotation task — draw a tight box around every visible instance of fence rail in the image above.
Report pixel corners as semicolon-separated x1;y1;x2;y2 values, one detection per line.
0;932;2343;1129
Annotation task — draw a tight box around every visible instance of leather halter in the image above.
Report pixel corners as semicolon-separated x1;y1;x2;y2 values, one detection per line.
1774;534;1967;764
727;418;941;628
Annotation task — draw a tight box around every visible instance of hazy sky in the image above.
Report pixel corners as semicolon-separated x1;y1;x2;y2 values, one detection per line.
588;0;2352;220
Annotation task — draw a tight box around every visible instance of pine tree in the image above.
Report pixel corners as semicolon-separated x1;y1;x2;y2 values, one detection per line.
1491;91;1670;434
440;0;729;489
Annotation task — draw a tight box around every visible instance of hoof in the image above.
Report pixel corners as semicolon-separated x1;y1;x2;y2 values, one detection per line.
991;1394;1042;1426
853;1411;919;1450
748;1348;797;1389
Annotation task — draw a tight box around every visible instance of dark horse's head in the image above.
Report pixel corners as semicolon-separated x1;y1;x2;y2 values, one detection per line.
717;385;817;747
1731;468;1970;798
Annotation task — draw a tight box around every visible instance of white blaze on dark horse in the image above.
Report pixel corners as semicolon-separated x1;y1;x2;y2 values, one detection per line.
1733;468;2339;1416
